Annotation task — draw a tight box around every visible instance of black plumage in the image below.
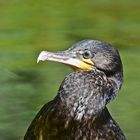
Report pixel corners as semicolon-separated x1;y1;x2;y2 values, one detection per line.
24;40;125;140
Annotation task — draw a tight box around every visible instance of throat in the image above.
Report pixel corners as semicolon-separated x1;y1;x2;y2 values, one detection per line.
57;71;109;120
59;93;105;121
73;102;94;120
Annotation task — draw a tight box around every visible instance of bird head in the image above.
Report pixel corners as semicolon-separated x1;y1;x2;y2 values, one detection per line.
37;40;123;79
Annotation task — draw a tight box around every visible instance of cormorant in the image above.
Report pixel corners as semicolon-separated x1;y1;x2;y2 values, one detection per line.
24;40;125;140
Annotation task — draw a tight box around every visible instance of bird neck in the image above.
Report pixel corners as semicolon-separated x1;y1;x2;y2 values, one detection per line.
106;67;123;104
57;69;121;120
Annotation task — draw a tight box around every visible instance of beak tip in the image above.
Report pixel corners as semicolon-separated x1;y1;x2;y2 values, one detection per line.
37;51;47;63
37;59;40;63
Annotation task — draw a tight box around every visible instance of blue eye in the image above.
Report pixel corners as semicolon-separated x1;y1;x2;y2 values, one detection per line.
83;50;93;59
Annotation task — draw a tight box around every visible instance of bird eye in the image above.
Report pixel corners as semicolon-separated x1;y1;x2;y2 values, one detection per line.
83;50;93;59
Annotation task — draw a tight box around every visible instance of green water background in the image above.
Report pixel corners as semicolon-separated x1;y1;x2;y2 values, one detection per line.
0;0;140;139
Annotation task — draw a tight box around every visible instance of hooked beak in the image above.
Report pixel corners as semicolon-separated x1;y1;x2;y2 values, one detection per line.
37;51;94;71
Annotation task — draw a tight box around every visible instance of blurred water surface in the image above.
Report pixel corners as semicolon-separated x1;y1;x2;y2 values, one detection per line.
0;0;140;140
